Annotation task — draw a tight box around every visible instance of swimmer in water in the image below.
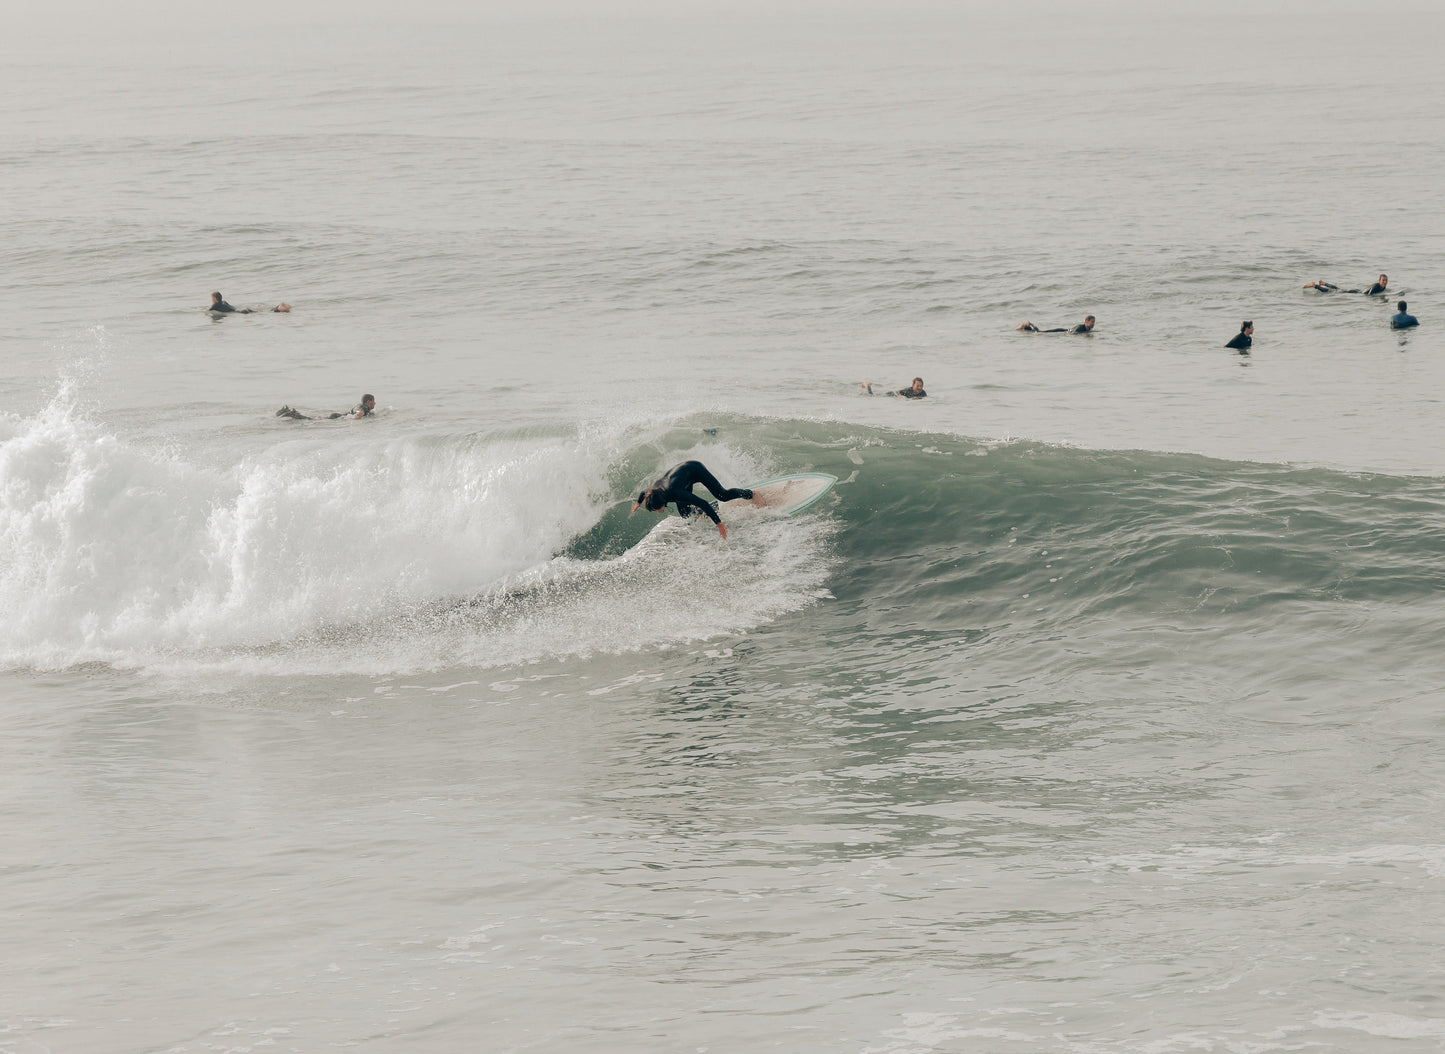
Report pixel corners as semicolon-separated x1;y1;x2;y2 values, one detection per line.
1304;274;1388;295
342;394;376;419
1390;301;1419;330
1225;321;1254;351
860;377;927;398
272;303;291;312
275;394;376;420
632;460;755;540
1016;314;1094;334
209;291;251;314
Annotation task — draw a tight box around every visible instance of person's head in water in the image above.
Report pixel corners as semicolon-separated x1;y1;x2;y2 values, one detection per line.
359;394;375;416
1240;321;1254;335
1379;274;1388;287
910;377;924;393
1083;315;1095;330
211;291;224;306
1399;301;1409;313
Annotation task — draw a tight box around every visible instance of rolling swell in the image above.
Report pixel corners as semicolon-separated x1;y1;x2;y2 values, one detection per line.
645;416;1445;711
3;394;1442;687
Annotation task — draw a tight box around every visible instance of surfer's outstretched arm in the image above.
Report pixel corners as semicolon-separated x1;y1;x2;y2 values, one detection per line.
672;494;729;538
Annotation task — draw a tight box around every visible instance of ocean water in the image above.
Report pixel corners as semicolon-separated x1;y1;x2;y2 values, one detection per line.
5;3;1445;1051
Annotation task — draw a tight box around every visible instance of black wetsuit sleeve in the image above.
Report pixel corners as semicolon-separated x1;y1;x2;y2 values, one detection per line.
674;493;721;524
1225;333;1248;349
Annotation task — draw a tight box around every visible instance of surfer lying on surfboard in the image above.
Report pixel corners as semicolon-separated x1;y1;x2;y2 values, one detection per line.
633;460;756;540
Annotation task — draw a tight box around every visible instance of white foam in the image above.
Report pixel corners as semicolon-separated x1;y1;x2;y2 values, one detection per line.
0;390;835;675
1314;1010;1445;1039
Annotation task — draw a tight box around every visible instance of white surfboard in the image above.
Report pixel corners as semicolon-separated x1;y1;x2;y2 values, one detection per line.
731;473;838;516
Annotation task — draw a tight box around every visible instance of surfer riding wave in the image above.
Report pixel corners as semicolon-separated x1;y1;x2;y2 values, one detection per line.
633;461;755;540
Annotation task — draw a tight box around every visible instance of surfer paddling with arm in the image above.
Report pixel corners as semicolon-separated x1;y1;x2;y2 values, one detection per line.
633;460;755;540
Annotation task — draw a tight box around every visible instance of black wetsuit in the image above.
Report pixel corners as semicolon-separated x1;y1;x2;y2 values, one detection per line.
1225;332;1252;350
1390;311;1419;330
1365;282;1387;295
211;299;236;313
1022;323;1090;333
326;403;373;419
642;461;752;525
893;387;927;399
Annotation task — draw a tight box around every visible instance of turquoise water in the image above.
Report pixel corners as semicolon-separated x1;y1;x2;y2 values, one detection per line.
4;4;1445;1051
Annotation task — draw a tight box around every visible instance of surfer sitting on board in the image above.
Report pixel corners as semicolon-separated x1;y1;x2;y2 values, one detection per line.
633;461;755;540
860;377;927;398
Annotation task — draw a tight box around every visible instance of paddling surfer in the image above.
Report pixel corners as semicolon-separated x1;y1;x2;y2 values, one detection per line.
1304;274;1388;295
633;460;755;539
209;291;250;314
276;393;375;420
1016;314;1094;334
860;377;927;398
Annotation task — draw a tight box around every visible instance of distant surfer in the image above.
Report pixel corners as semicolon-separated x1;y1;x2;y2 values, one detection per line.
633;460;755;540
1304;274;1388;295
209;291;250;314
1225;321;1254;351
1390;301;1419;330
860;377;927;398
276;394;376;420
272;302;291;312
1016;314;1094;334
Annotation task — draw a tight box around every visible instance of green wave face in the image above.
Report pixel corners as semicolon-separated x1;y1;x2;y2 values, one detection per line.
564;414;1445;713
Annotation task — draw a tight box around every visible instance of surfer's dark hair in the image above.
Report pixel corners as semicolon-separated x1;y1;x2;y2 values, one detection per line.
639;488;667;512
1241;321;1252;332
1399;301;1408;312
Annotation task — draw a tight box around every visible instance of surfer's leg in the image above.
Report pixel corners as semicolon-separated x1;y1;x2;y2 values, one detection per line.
692;464;752;502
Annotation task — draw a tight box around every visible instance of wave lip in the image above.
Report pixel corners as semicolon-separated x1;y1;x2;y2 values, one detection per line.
5;399;1442;680
0;398;842;676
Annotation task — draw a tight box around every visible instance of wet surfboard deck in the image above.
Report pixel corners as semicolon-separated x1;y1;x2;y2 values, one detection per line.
730;473;838;516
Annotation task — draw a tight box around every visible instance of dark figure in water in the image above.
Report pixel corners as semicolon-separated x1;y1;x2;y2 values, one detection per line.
1390;301;1419;330
1017;314;1094;334
1225;321;1254;351
209;291;251;314
276;394;376;420
633;460;755;540
1304;274;1388;295
860;377;927;398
